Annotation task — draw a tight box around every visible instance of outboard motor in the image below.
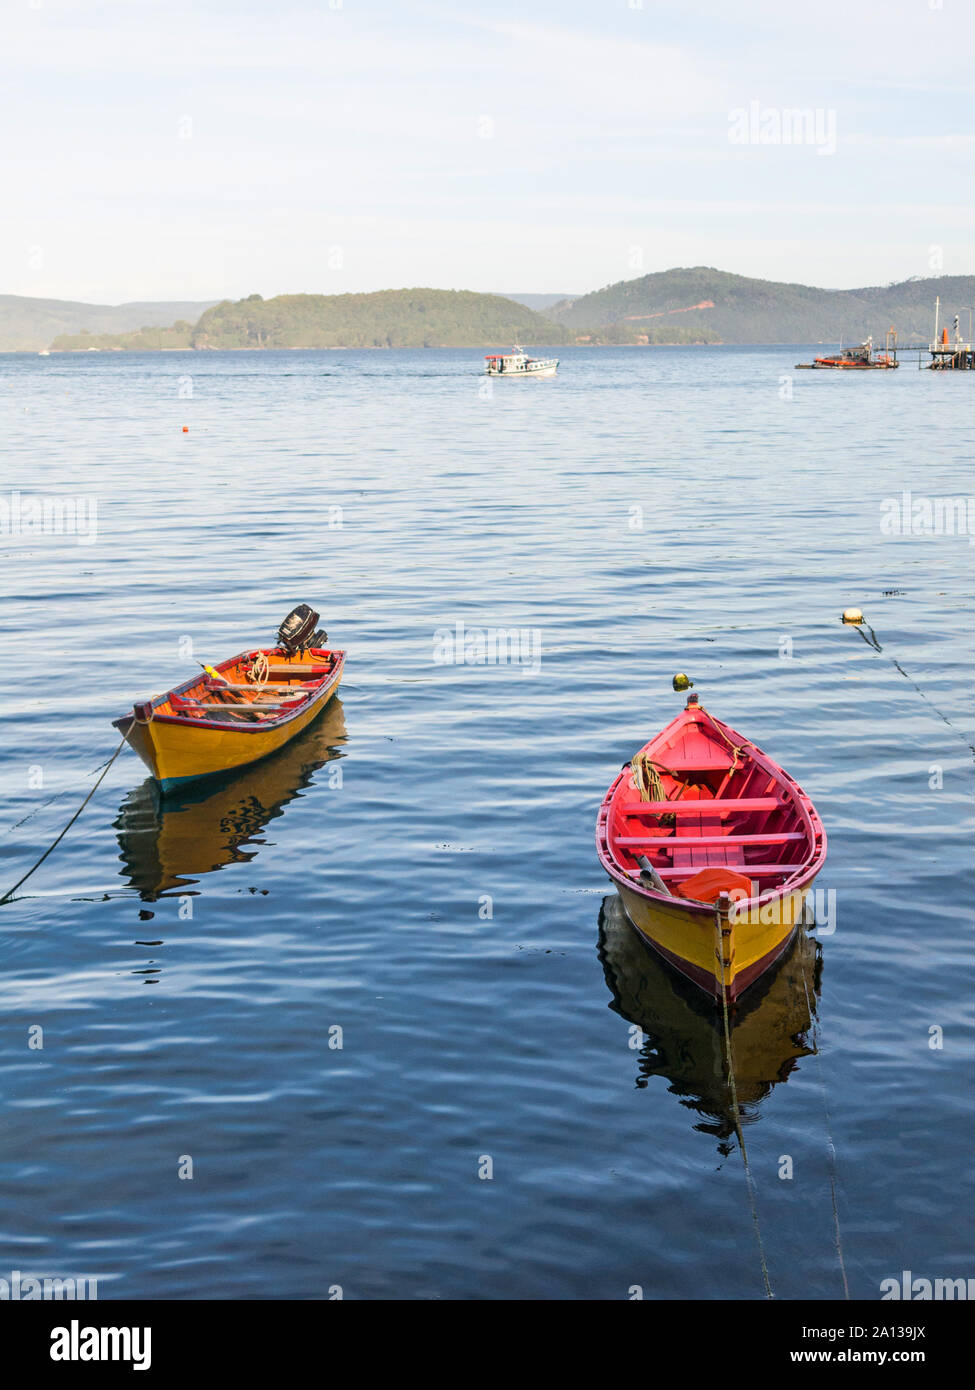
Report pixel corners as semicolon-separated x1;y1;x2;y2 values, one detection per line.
277;604;328;655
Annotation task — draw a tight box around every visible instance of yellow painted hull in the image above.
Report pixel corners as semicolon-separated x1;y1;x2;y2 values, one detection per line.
598;893;820;1138
616;882;810;1002
116;701;347;898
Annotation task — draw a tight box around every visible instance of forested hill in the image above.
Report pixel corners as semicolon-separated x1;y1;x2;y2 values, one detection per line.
191;290;567;348
36;272;975;351
51;290;566;351
547;268;975;344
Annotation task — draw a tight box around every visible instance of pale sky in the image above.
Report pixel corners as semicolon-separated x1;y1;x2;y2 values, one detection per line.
3;0;974;303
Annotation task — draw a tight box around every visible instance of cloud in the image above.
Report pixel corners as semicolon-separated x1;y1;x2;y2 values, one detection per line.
2;1;973;297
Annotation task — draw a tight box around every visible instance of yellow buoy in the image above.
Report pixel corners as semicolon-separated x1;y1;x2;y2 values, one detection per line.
672;673;693;691
842;608;864;625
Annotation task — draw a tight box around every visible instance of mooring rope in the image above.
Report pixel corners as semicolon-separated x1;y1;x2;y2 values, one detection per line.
1;745;125;840
698;706;750;774
630;753;666;803
714;902;774;1299
798;946;850;1300
851;619;975;760
0;731;129;907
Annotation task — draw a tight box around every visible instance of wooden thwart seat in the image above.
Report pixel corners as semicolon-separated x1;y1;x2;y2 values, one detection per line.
209;681;321;693
616;831;805;848
625;796;784;815
265;665;331;677
655;862;804;879
661;754;735;773
170;698;303;715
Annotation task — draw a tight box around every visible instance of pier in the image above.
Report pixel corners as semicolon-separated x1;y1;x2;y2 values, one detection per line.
924;297;975;369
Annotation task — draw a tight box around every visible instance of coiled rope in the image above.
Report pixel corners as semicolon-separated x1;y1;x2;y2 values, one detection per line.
246;652;270;689
630;753;666;803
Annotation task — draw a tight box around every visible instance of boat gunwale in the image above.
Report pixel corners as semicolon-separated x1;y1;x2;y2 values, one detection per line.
596;708;827;916
113;648;345;736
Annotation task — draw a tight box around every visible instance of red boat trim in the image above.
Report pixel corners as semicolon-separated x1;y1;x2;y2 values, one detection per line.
112;649;345;735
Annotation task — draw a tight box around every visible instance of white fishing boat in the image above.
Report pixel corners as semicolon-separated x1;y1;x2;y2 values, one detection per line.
484;346;559;378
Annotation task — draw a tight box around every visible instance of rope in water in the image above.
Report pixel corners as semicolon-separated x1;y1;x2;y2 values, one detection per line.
798;946;850;1300
0;653;274;905
713;901;774;1300
1;744;128;840
0;731;129;907
852;620;975;760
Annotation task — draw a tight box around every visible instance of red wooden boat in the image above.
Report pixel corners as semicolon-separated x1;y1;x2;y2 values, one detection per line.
596;696;826;1003
795;333;898;370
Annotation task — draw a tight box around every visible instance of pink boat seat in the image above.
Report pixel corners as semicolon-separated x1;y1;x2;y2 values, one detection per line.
657;863;804;879
615;831;805;848
624;796;784;815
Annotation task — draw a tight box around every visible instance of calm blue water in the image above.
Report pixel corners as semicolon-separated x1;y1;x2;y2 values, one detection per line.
1;345;973;1300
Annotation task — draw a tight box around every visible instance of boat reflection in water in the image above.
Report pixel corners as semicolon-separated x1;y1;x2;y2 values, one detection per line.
598;894;822;1148
115;699;347;901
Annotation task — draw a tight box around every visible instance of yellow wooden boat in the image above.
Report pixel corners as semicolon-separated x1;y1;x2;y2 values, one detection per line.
596;695;827;1003
114;605;345;791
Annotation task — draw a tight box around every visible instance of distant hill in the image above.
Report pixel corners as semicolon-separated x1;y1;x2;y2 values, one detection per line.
496;293;579;311
32;271;975;352
190;290;566;349
0;295;217;352
547;268;973;344
51;289;567;351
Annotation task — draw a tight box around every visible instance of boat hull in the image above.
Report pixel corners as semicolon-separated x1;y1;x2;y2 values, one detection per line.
804;360;897;370
614;880;811;1003
115;651;344;790
116;701;347;897
484;355;559;378
598;893;820;1138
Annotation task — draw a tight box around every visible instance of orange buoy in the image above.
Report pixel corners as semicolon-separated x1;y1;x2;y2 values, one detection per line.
182;426;189;433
